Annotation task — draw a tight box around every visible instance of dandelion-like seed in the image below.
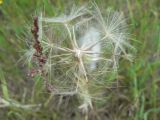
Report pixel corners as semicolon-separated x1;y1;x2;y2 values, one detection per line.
24;3;134;113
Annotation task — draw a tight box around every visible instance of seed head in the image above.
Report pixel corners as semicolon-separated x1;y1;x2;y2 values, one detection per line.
24;3;134;113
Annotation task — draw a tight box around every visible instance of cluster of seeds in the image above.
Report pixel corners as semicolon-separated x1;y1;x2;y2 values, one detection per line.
24;3;134;113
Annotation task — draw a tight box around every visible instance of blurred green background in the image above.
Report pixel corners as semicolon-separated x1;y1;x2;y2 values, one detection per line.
0;0;159;120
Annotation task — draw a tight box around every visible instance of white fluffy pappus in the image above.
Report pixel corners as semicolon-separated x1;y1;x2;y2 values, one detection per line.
23;3;134;113
79;27;101;70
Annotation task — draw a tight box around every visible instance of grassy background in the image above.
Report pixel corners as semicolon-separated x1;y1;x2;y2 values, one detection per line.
0;0;159;120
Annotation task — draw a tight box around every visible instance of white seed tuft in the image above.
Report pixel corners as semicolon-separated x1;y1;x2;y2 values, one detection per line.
24;3;134;113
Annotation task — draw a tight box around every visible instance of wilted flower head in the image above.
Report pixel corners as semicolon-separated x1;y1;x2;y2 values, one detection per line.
24;3;134;113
